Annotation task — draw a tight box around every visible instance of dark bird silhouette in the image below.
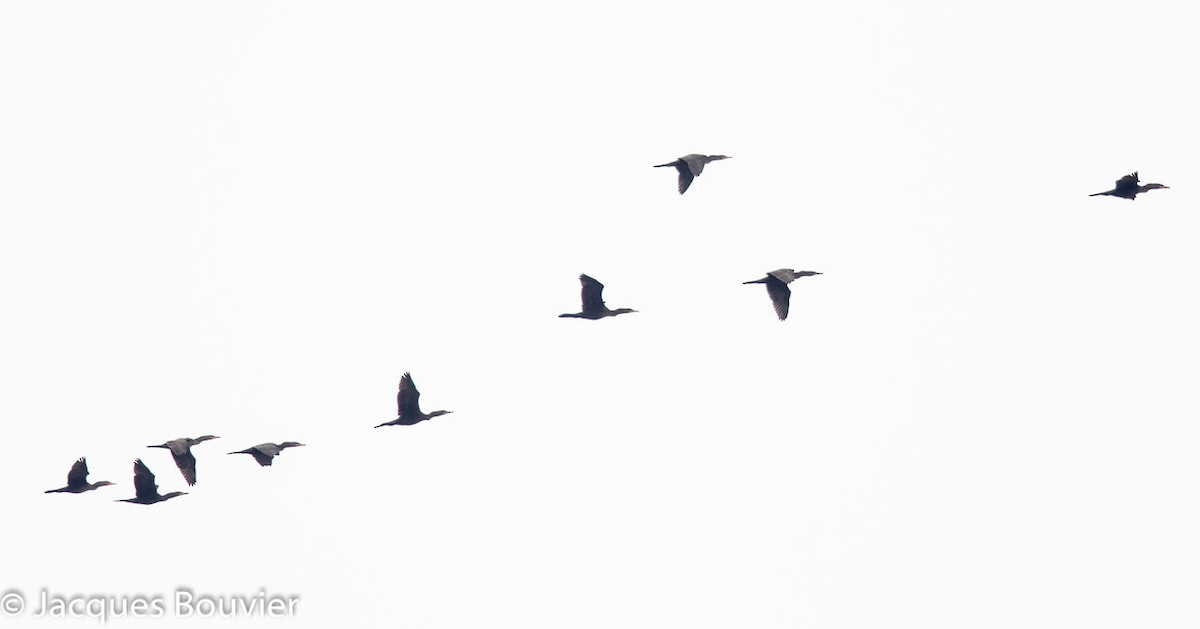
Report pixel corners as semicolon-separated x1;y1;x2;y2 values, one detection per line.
147;435;219;486
45;457;115;494
116;459;187;505
743;269;822;321
1090;172;1169;200
559;274;637;320
654;153;731;194
376;372;453;428
228;442;306;467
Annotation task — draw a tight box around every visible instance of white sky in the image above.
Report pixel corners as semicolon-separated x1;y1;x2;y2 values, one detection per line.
3;1;1200;627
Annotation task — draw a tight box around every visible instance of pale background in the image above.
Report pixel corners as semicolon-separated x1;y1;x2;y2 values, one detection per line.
2;1;1199;627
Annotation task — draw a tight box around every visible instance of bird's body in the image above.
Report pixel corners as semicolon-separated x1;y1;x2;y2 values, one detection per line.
376;372;453;428
147;435;219;486
45;457;114;494
654;153;731;194
743;269;822;321
116;459;187;505
1090;172;1169;200
559;274;637;320
228;442;306;467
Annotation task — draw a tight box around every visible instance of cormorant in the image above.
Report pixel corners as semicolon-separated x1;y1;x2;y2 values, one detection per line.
654;154;731;194
147;435;220;486
1090;172;1169;200
744;269;821;321
116;459;187;505
45;457;115;494
228;442;306;467
559;274;637;320
376;372;453;427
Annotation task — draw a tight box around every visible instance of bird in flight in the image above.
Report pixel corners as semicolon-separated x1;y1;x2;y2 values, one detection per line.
116;459;187;505
44;457;115;494
654;153;731;194
559;274;637;320
228;442;306;467
1089;172;1169;200
744;269;822;321
376;372;453;427
147;435;220;486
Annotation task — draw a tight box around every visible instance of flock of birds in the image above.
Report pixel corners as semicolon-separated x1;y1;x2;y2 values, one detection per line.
44;437;306;505
42;157;1169;505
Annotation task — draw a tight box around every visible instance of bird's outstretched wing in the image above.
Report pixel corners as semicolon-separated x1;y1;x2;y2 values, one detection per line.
249;447;274;467
579;274;607;315
1114;172;1139;191
67;458;89;489
398;372;422;418
765;276;792;321
172;450;198;486
132;459;158;500
676;164;695;194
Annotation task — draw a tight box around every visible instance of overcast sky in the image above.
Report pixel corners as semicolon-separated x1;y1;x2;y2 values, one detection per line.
3;1;1200;627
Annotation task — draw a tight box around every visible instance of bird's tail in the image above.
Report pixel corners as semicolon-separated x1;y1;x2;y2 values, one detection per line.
1088;192;1105;196
653;162;676;168
743;278;766;284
